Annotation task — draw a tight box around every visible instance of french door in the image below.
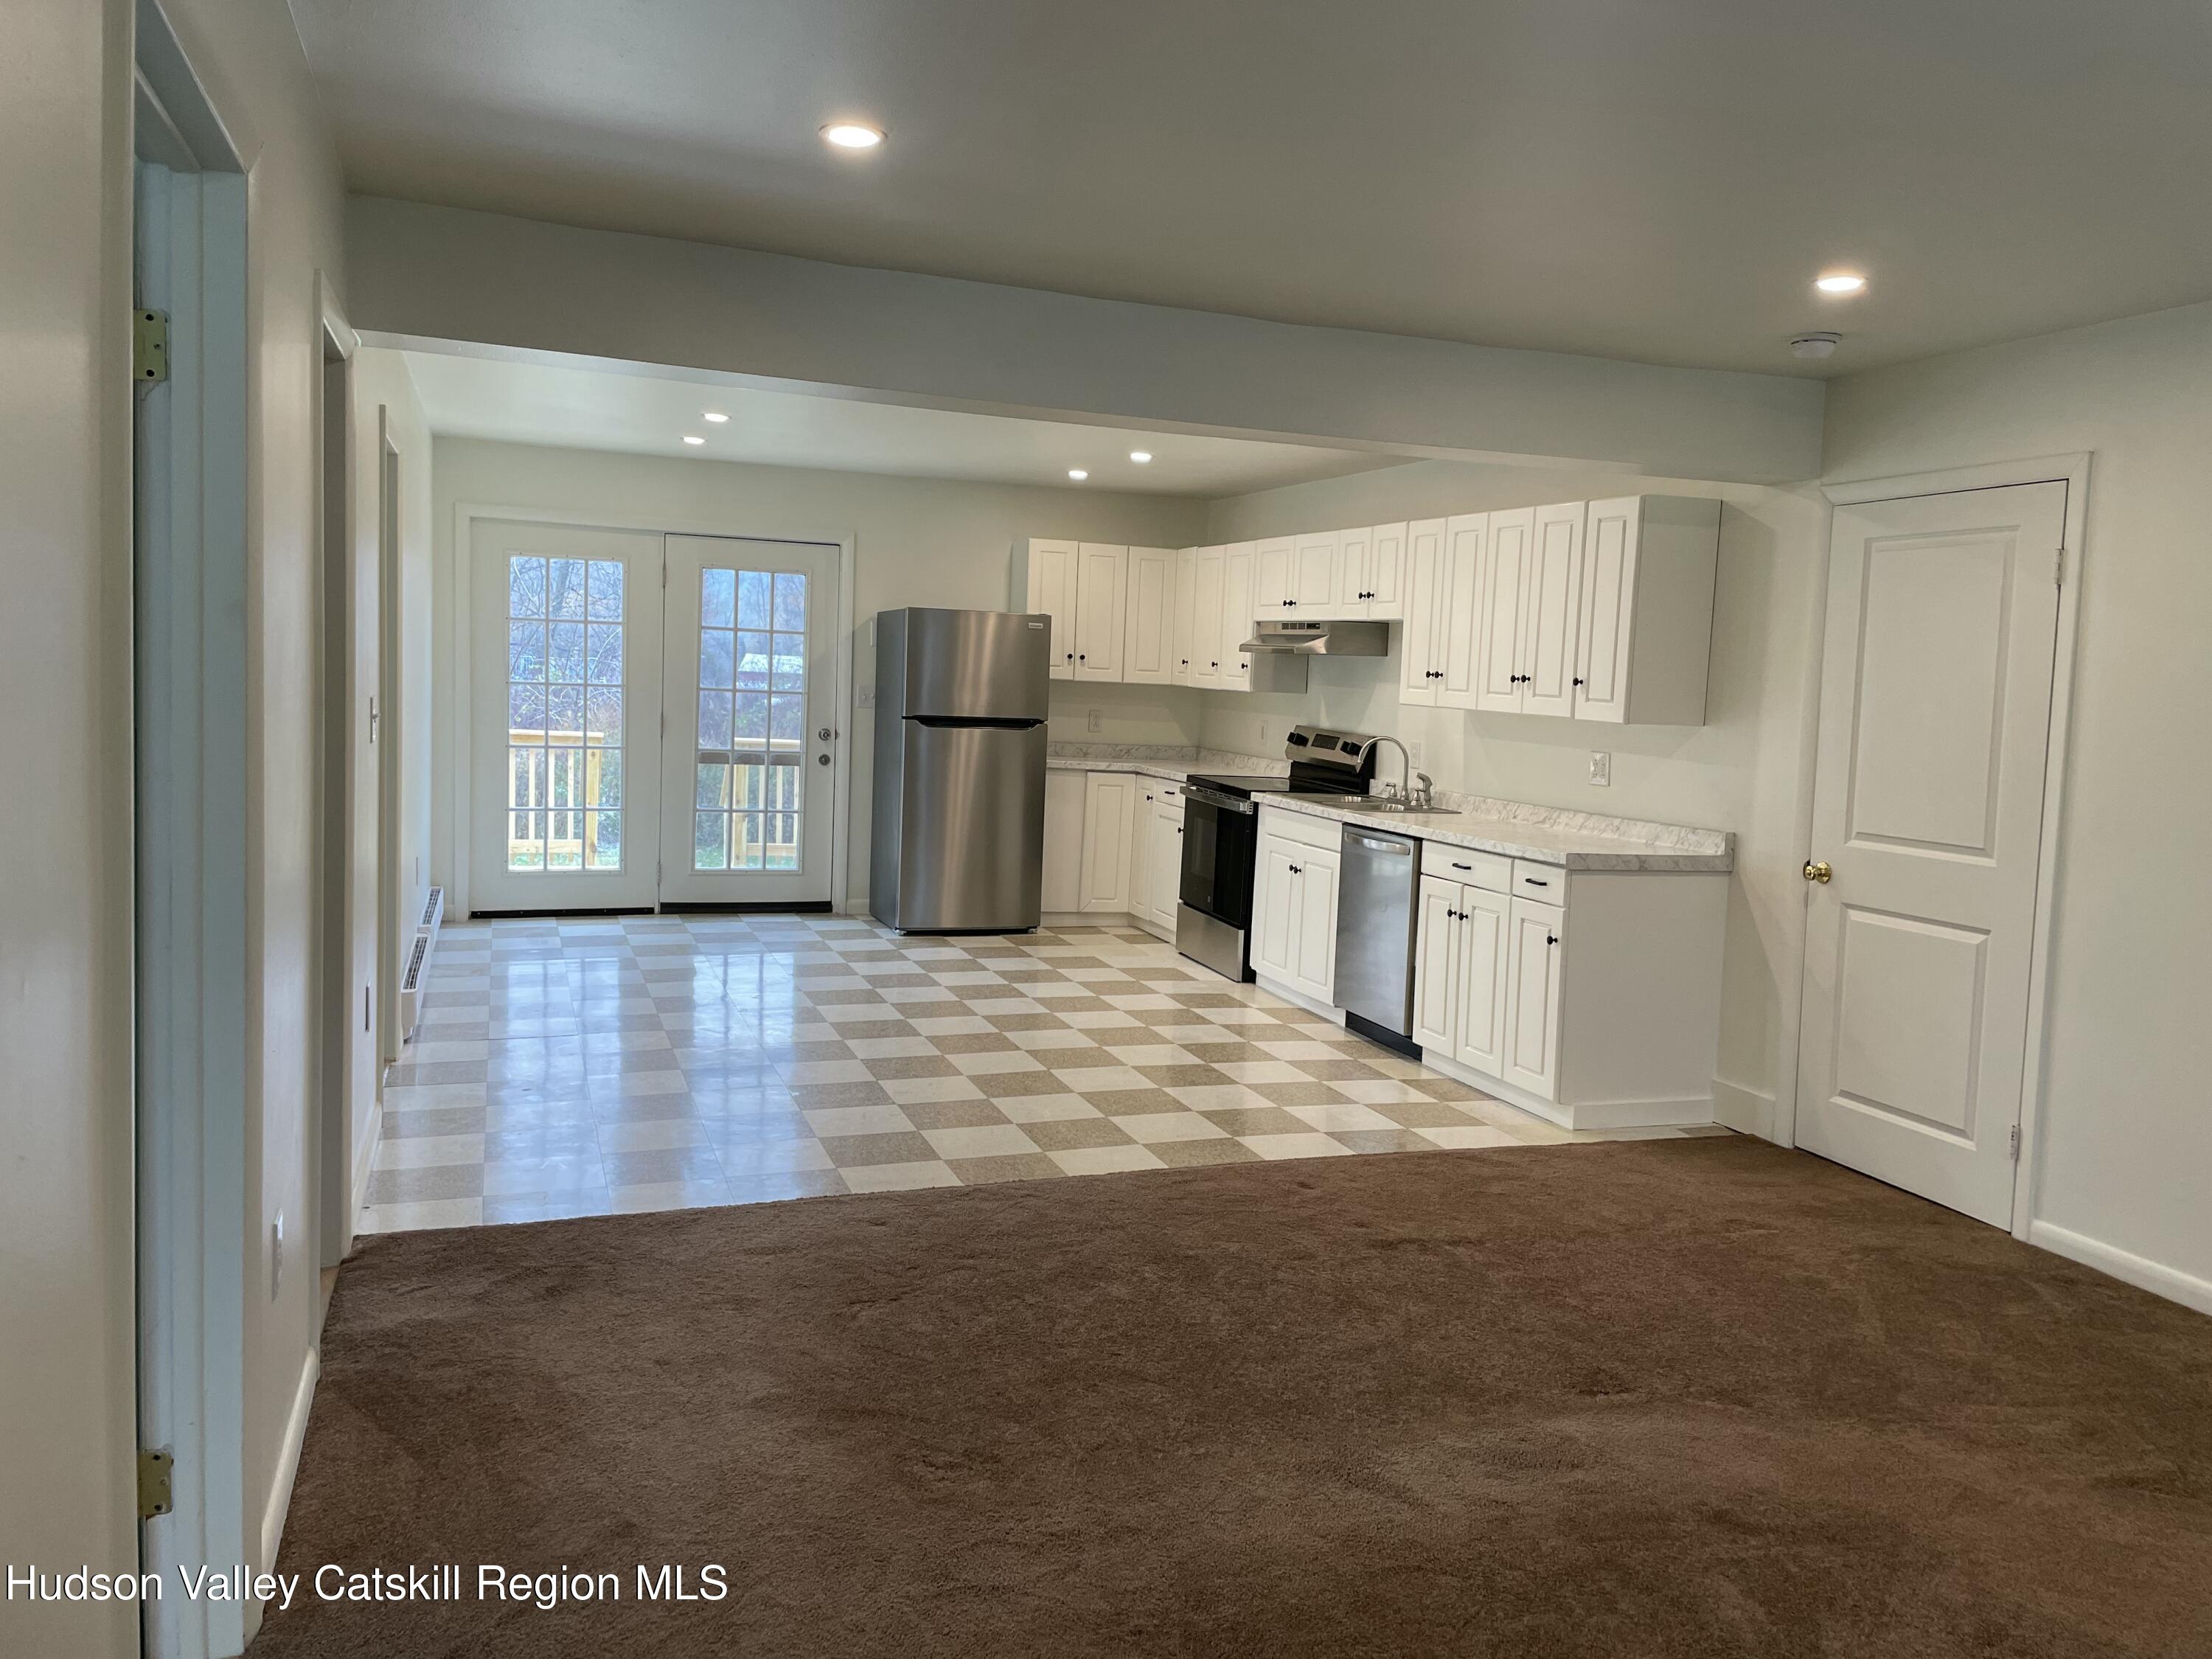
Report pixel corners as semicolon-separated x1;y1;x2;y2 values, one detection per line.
469;521;841;914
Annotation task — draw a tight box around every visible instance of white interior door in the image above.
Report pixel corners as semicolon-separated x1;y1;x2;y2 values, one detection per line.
470;519;664;911
659;535;842;908
1795;482;2065;1226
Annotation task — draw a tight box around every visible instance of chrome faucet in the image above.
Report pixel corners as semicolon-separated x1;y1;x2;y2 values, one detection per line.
1368;735;1411;801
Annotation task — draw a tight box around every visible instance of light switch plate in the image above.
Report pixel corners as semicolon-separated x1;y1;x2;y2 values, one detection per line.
1408;740;1425;768
1589;751;1612;787
1086;708;1102;733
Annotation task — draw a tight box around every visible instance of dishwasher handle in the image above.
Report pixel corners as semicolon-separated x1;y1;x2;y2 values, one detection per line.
1343;830;1414;855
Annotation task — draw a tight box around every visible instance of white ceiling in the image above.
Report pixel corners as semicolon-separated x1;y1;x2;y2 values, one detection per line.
293;0;2212;376
400;350;1402;495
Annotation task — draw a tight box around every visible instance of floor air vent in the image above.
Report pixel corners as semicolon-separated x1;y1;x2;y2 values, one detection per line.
398;886;444;1043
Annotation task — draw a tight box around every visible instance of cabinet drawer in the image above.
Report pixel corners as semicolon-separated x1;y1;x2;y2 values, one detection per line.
1424;845;1512;894
1511;860;1566;905
1258;805;1342;852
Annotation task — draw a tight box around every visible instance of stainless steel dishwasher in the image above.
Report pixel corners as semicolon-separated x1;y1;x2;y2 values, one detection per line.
1334;822;1422;1054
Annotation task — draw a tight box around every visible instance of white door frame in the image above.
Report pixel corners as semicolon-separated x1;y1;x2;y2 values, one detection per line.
449;501;858;917
1812;452;2091;1243
134;4;253;1652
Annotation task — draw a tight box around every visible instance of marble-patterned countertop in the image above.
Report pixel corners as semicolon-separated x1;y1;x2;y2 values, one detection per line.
1044;744;1733;872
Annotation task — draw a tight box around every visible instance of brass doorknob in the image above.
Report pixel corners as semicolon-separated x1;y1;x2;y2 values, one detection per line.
1804;860;1832;884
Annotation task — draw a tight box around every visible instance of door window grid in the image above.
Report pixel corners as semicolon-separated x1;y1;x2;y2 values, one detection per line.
506;554;624;872
694;567;806;872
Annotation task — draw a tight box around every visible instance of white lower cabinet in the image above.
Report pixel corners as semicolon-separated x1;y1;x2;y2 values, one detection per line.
1251;807;1341;1006
1502;896;1566;1099
1413;874;1512;1077
1129;783;1185;939
1077;772;1138;912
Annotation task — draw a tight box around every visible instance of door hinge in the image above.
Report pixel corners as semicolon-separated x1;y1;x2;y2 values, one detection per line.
2008;1123;2021;1161
2053;546;2065;587
134;309;170;386
139;1448;175;1520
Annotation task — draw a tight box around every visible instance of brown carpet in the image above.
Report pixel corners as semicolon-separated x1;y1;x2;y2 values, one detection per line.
253;1139;2212;1658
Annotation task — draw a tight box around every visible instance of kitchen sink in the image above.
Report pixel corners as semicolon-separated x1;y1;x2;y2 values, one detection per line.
1304;794;1458;815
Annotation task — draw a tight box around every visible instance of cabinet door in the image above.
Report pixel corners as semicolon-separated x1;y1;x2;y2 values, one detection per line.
1502;897;1565;1099
1454;887;1511;1077
1366;521;1407;620
1411;876;1462;1053
1026;539;1080;681
1437;512;1487;711
1073;543;1127;681
1521;504;1585;718
1573;498;1638;723
1333;525;1371;616
1220;542;1258;692
1292;531;1338;611
1290;846;1340;1002
1191;546;1226;689
1078;772;1136;910
1040;770;1087;913
1172;547;1197;686
1476;507;1533;712
1148;789;1185;926
1397;518;1447;705
1130;790;1157;920
1122;546;1176;685
1251;838;1301;981
1254;538;1294;616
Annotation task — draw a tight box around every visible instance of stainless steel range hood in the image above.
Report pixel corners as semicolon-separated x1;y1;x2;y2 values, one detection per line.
1237;619;1390;656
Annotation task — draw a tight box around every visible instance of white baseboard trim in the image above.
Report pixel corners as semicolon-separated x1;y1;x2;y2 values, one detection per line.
1043;910;1135;929
1711;1077;1777;1141
349;1096;382;1242
1252;973;1344;1025
260;1345;321;1570
1419;1046;1710;1132
2028;1220;2212;1318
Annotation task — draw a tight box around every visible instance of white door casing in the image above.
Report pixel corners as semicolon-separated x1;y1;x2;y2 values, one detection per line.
658;535;842;907
469;519;664;911
1795;482;2067;1227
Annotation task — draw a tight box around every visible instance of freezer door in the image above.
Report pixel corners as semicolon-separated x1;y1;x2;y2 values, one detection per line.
894;720;1047;930
896;608;1051;720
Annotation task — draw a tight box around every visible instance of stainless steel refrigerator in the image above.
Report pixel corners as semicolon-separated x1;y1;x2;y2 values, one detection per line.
869;608;1051;932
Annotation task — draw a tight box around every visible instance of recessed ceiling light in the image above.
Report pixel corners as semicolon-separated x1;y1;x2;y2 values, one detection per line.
1067;469;1089;481
821;122;884;150
703;411;729;423
683;434;706;445
1129;451;1152;464
1815;272;1867;295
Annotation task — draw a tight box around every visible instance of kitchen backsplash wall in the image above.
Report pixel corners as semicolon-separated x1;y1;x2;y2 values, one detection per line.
1047;681;1203;747
1198;456;1829;1140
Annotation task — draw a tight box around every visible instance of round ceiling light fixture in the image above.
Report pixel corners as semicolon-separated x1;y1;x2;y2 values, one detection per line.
1129;451;1152;464
1067;469;1089;481
683;434;707;445
1815;271;1867;295
703;411;729;423
1790;333;1841;361
821;122;885;150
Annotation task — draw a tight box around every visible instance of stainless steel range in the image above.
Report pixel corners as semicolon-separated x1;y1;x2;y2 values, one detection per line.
1174;724;1380;981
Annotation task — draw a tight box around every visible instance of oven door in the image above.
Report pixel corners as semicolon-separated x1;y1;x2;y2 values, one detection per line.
1178;785;1257;928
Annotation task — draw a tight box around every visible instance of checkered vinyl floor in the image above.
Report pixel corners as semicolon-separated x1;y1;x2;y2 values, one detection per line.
364;914;1730;1231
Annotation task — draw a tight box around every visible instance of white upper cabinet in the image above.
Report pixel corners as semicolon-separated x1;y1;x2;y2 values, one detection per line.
1333;524;1372;615
1475;507;1533;712
1221;541;1259;689
1520;502;1586;719
1437;512;1486;710
1170;547;1197;686
1366;521;1407;619
1291;531;1338;611
1190;546;1226;689
1397;518;1450;704
1253;537;1294;615
1121;546;1177;686
1073;543;1129;681
1572;495;1722;726
1014;538;1082;679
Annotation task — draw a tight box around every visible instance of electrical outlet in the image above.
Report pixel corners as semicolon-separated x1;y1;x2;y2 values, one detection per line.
1256;720;1270;747
1408;740;1425;768
1086;708;1102;734
271;1211;285;1299
1589;751;1612;787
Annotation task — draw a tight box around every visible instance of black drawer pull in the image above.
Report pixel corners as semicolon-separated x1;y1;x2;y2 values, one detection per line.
1452;862;1472;872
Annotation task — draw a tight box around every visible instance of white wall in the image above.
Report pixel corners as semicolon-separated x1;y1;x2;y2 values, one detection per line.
1825;299;2212;1308
3;0;355;1649
429;438;1206;910
1198;461;1830;1133
346;197;1825;486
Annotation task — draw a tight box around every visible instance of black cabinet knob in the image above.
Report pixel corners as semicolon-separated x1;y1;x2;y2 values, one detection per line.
1573;676;1585;686
1547;933;1559;947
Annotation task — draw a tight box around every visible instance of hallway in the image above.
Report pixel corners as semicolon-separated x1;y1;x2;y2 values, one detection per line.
364;914;1727;1232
